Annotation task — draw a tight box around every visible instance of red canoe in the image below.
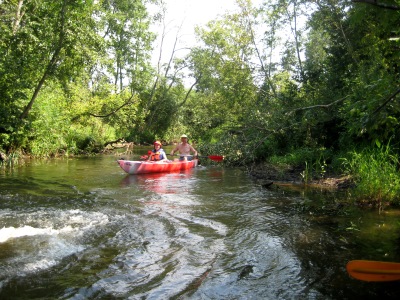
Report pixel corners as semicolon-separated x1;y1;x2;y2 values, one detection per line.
117;159;198;175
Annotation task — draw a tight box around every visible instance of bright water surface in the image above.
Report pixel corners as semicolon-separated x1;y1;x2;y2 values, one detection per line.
1;150;400;299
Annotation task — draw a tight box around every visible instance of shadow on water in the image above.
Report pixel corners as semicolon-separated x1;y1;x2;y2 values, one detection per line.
0;156;400;299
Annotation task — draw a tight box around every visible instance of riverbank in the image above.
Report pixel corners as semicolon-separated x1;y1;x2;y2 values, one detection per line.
248;162;354;189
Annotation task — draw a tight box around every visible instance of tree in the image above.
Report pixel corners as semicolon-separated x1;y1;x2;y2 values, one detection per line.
99;0;155;93
0;0;102;150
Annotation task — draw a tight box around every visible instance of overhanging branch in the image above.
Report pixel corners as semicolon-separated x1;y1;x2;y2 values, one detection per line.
89;94;135;118
287;96;349;115
373;87;400;114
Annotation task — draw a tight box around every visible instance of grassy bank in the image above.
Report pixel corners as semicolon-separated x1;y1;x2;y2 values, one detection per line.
263;143;400;207
341;142;400;207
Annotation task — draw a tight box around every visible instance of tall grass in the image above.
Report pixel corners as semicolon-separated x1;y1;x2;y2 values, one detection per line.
341;142;400;206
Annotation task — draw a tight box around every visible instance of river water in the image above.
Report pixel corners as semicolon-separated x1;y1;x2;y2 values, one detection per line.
1;152;400;299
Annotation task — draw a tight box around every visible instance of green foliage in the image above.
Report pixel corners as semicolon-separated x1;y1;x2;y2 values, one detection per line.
198;133;247;166
268;147;331;183
99;0;155;92
0;0;103;149
341;142;400;205
1;0;400;210
188;12;258;128
269;148;317;166
3;0;167;152
25;82;118;157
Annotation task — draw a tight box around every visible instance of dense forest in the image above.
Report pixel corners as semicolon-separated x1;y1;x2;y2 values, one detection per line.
1;0;399;204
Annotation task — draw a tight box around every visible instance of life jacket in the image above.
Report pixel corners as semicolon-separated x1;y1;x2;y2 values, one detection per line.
150;151;161;161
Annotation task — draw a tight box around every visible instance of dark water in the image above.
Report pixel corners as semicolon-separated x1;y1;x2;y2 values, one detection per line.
1;153;400;299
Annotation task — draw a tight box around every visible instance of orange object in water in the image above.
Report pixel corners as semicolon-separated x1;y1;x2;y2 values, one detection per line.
346;260;400;282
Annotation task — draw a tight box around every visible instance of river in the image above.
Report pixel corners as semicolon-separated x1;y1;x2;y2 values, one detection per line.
1;151;400;299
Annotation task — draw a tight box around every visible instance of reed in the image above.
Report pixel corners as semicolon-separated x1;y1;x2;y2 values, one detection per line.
342;142;400;206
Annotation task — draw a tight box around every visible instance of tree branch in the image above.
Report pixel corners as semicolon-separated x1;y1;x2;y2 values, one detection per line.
177;75;201;107
287;96;349;115
240;3;277;97
373;87;400;114
12;0;25;34
89;95;135;118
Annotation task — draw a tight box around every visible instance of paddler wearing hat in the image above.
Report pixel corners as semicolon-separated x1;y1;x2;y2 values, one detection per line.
148;140;169;161
170;134;198;161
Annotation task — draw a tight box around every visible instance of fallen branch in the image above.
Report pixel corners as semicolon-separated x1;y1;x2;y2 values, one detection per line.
287;96;348;115
103;138;126;148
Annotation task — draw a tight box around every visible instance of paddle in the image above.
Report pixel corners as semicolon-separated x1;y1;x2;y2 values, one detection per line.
169;154;224;162
346;260;400;282
199;155;224;162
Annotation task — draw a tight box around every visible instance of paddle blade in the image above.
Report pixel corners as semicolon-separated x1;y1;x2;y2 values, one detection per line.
346;260;400;282
208;155;224;162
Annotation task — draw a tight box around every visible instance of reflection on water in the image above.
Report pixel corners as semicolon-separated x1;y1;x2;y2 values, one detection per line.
120;170;196;194
0;155;400;299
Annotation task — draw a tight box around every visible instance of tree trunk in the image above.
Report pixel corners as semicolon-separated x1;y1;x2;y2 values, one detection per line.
19;0;67;120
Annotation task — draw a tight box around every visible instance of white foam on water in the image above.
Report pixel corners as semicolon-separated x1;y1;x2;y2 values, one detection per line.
0;225;68;243
0;209;111;244
22;237;85;273
0;209;112;277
